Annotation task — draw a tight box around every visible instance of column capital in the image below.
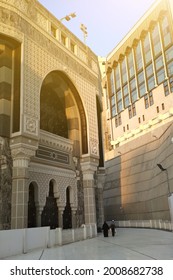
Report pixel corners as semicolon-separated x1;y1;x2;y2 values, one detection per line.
10;137;38;167
80;155;99;171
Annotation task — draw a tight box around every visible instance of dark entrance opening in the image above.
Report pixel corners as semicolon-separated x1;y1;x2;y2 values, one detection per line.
41;180;59;229
63;187;72;229
28;183;36;228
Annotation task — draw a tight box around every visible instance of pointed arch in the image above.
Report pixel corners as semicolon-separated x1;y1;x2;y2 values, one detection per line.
40;70;88;155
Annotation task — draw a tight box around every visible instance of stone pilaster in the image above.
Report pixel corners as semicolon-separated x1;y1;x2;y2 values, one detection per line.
80;156;99;225
71;208;77;228
57;206;65;228
10;142;37;229
96;168;105;229
35;204;44;227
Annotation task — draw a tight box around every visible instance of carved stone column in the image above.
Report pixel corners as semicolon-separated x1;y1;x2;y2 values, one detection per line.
71;207;77;228
57;206;65;228
35;204;44;227
10;142;37;229
80;156;99;225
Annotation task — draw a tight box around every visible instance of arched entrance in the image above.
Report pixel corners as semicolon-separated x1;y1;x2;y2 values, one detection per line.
41;180;59;229
63;187;72;229
28;182;37;228
40;70;88;156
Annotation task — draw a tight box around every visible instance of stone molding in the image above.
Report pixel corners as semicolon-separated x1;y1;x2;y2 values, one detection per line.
39;130;73;153
0;2;98;85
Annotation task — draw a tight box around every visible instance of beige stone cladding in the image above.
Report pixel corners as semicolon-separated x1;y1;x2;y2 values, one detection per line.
103;0;173;222
104;120;173;221
0;0;103;229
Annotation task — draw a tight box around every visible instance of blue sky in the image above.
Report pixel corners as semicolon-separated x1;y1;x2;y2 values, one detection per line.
38;0;156;57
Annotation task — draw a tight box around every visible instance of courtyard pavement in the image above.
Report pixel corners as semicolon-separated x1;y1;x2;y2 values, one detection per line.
3;228;173;260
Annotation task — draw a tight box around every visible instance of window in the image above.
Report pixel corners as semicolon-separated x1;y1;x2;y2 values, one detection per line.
51;25;57;37
164;80;169;96
115;66;120;90
161;16;172;48
155;55;165;84
144;94;149;109
146;64;154;78
115;114;122;127
61;33;66;45
111;95;115;106
127;124;129;130
138;71;146;97
135;43;143;71
128;103;136;118
110;95;116;117
117;100;123;112
146;64;155;91
124;95;130;108
149;91;154;106
155;55;164;70
143;34;152;64
123;84;130;108
132;103;136;116
118;114;122;125
169;77;173;92
111;106;116;117
70;41;75;53
162;103;165;110
165;46;173;62
128;106;132;119
121;59;127;84
130;78;137;102
127;52;135;78
156;106;159;113
115;118;118;127
148;76;155;91
157;68;165;84
110;71;115;94
117;90;123;113
151;25;162;56
138;117;141;123
167;61;173;76
142;115;145;121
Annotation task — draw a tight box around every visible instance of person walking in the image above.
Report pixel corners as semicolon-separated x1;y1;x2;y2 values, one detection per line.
102;221;109;237
110;220;116;236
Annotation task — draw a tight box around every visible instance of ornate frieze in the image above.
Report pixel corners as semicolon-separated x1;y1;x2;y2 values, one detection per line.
39;130;73;153
0;3;98;87
36;146;70;165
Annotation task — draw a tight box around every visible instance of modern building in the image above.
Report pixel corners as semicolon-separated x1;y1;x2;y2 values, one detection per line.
0;0;104;230
103;0;173;222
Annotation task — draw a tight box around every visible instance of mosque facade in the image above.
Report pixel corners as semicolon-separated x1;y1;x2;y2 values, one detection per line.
0;0;104;230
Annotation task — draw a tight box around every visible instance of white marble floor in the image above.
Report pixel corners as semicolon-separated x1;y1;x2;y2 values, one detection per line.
3;228;173;260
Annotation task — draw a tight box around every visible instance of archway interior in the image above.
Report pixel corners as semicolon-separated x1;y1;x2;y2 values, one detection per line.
40;71;88;156
63;187;72;229
41;180;59;229
28;183;36;228
40;73;68;138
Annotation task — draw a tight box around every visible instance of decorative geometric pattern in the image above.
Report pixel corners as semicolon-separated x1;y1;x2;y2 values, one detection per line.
29;164;77;208
0;1;100;156
36;146;70;165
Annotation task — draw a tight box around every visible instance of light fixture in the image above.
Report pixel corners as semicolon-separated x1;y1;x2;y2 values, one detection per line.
80;23;88;44
60;12;76;22
157;163;166;171
157;163;171;195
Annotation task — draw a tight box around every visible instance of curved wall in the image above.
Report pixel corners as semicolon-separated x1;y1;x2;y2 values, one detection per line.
104;121;173;221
